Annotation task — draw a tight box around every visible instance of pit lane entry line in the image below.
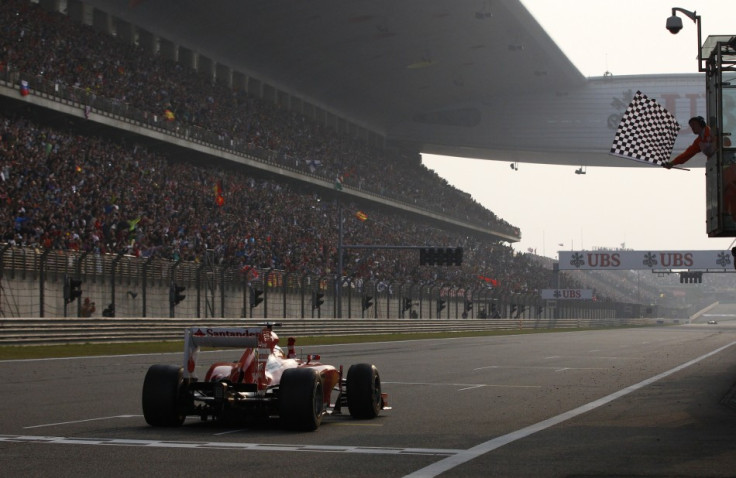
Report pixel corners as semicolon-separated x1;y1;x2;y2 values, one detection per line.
403;340;736;478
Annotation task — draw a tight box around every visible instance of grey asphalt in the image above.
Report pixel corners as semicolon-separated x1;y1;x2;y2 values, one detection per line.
2;311;736;477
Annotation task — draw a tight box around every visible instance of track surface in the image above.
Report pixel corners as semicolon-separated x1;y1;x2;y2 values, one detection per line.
3;308;736;477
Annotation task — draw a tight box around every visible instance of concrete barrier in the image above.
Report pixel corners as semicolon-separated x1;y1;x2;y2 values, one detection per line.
0;316;671;346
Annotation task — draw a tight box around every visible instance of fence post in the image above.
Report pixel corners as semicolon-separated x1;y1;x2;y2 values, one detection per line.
168;259;182;318
299;274;305;319
220;266;226;318
283;272;291;319
0;245;10;316
74;251;89;318
141;255;155;317
40;249;50;317
264;268;273;319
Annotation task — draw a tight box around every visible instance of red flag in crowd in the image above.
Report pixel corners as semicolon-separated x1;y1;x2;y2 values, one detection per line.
477;275;498;287
214;180;224;206
355;211;367;221
240;265;259;279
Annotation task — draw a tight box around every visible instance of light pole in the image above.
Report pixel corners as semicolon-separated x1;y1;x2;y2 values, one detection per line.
665;7;705;72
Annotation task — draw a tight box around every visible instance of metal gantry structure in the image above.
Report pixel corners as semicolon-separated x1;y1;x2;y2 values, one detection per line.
704;34;736;237
666;8;736;237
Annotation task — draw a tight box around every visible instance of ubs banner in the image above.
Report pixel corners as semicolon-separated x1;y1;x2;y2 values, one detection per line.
540;289;594;300
558;250;734;271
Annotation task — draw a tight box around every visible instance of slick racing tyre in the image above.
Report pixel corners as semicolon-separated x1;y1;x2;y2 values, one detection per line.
346;363;381;419
279;367;324;431
142;364;187;427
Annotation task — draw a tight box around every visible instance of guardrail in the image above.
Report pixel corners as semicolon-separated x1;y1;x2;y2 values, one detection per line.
0;316;674;346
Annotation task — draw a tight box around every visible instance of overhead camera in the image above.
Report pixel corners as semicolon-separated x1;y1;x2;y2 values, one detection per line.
666;15;683;34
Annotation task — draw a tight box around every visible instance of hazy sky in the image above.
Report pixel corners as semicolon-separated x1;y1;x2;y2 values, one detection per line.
422;1;736;258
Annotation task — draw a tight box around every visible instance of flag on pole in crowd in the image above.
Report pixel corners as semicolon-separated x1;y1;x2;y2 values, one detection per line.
477;275;498;287
214;180;224;207
355;211;368;221
609;90;680;167
129;216;141;231
164;109;175;121
240;264;259;279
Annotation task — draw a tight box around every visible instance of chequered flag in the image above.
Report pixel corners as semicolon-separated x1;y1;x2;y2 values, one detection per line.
609;91;680;166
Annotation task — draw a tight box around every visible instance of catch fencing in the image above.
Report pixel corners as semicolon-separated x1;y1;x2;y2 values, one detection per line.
0;246;691;321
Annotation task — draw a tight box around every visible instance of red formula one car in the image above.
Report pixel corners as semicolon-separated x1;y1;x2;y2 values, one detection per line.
142;322;389;430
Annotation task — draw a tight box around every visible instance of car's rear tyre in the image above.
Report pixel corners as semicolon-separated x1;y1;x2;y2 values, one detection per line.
142;364;187;427
346;363;381;419
279;367;324;431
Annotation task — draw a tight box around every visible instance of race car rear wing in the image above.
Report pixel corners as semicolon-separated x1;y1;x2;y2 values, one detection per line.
182;327;260;379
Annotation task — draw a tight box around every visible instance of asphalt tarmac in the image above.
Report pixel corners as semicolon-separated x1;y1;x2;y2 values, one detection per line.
2;309;736;477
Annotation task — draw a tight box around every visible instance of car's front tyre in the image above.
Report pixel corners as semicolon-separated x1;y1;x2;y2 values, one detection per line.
346;363;381;419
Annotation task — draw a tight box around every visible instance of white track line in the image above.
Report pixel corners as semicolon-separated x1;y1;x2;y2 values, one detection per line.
0;434;462;457
383;381;540;389
403;340;736;478
23;415;141;429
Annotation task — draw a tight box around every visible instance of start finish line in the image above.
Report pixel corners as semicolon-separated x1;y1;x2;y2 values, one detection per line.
557;250;735;271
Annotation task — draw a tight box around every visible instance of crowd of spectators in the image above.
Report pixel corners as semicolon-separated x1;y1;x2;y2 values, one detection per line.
0;0;518;237
0;111;549;292
0;0;587;296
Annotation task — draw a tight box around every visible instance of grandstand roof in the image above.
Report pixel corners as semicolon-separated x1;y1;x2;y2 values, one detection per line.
84;0;703;167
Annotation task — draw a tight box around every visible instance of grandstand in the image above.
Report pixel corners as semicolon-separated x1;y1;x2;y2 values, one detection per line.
0;0;709;319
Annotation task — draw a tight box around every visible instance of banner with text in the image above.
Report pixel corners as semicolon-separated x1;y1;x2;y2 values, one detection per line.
540;289;594;300
557;250;733;271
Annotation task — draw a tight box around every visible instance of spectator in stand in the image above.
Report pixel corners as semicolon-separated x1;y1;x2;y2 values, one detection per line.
0;110;555;292
0;0;515;236
0;0;573;297
80;297;96;317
